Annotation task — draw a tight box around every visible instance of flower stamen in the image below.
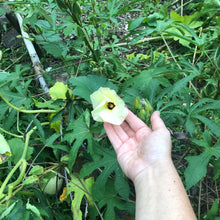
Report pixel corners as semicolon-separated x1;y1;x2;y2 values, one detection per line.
107;102;115;110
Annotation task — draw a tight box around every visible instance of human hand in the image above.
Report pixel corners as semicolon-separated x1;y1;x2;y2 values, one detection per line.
104;109;172;182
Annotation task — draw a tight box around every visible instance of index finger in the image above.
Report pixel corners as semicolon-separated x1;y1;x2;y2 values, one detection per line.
125;109;150;132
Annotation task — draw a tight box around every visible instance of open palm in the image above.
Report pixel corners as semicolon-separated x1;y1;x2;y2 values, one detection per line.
104;109;172;181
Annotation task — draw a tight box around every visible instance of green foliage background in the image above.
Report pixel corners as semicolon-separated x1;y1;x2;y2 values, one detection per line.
0;0;220;219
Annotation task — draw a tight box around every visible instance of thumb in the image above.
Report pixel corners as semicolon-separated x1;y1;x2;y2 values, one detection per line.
151;111;167;131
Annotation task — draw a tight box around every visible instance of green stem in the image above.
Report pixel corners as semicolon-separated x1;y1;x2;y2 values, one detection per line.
0;126;23;139
0;93;57;114
7;159;27;199
0;159;23;201
22;122;49;160
103;36;173;49
0;122;49;203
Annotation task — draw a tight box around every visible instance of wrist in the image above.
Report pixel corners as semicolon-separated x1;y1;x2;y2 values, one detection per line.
133;158;174;188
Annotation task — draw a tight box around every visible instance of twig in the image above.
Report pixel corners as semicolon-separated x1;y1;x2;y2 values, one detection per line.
75;49;86;77
198;179;202;220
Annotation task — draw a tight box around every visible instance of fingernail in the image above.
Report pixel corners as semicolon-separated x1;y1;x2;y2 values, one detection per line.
155;111;160;117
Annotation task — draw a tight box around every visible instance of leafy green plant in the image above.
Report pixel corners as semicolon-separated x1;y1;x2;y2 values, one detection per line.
0;0;220;219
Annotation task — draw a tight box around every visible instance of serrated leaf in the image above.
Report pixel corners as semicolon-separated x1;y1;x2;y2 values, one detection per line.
114;169;130;200
212;142;220;158
206;199;220;220
185;150;211;190
170;11;202;29
124;67;182;91
185;117;195;136
45;133;61;146
80;146;125;200
194;115;220;137
69;75;118;103
32;116;45;140
66;174;94;220
33;99;61;110
171;71;200;95
95;179;127;220
64;110;94;169
0;72;9;82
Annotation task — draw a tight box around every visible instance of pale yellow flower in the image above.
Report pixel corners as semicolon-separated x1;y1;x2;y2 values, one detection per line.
90;87;128;125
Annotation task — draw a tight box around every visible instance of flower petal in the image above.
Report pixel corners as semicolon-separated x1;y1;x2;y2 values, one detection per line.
90;87;128;125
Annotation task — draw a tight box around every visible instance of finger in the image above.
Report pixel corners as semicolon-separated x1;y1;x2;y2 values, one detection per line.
125;109;150;132
151;111;167;131
121;121;135;137
104;123;122;151
112;125;129;142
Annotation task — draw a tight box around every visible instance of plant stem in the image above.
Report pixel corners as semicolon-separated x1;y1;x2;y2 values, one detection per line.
7;159;27;199
22;122;49;160
103;36;173;49
0;159;23;201
0;122;49;203
0;93;58;114
0;127;23;139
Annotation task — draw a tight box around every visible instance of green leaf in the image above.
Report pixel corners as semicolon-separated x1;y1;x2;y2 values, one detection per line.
45;133;61;146
205;199;220;220
194;115;220;138
64;110;94;170
204;0;220;8
114;169;130;200
0;72;9;82
212;142;220;158
171;72;200;95
128;17;145;30
0;6;6;17
124;67;182;91
95;179;127;220
80;146;124;199
69;75;118;103
66;174;94;220
32;116;45;140
33;99;61;110
0;201;17;219
42;42;67;58
170;11;203;29
26;200;42;218
184;150;212;190
29;165;44;175
8;138;33;164
49;82;71;100
23;175;39;186
185;117;195;136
